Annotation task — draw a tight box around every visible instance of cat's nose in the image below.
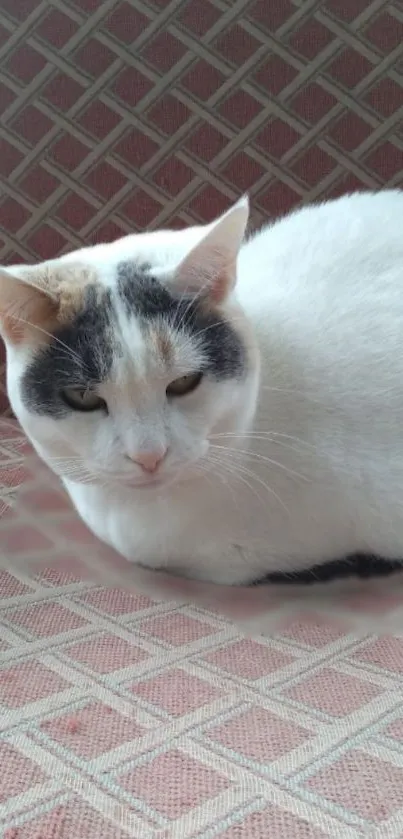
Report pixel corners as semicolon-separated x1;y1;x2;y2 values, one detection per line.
128;448;167;473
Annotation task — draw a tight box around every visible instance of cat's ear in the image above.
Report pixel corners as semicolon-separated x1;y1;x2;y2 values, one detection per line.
0;266;59;345
0;262;96;345
172;195;249;304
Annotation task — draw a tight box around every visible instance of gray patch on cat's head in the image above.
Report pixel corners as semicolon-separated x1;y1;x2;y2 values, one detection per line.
20;257;247;419
21;284;114;418
117;262;172;319
116;260;246;381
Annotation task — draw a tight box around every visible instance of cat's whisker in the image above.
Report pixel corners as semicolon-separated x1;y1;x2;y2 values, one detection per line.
209;443;309;483
46;454;82;459
228;438;311;459
178;314;247;360
210;430;315;449
72;474;98;485
210;434;316;458
207;455;281;520
206;452;263;507
48;457;82;467
209;434;314;461
171;288;247;361
194;457;239;504
207;462;241;510
50;350;88;371
206;450;290;515
7;313;90;374
170;284;195;333
51;468;89;477
181;320;227;354
171;277;211;333
44;456;96;483
45;455;85;465
261;384;321;403
58;466;92;478
230;460;290;515
192;462;219;492
192;313;245;338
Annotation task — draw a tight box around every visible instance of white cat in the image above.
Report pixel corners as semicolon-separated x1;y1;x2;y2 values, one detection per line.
2;190;403;584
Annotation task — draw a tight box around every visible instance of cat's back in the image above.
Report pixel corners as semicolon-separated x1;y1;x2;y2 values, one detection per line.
238;190;403;355
239;190;403;306
239;190;403;451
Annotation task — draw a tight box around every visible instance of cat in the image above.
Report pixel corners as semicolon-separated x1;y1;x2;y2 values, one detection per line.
2;190;403;585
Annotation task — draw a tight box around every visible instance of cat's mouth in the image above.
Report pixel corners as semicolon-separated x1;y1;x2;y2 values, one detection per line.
87;461;198;491
122;467;196;492
61;468;168;491
125;478;165;490
120;472;174;491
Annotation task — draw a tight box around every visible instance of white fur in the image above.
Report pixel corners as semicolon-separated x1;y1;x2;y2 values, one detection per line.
6;190;403;583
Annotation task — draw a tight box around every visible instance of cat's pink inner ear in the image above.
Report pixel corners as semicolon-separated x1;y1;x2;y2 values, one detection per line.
0;269;58;345
173;196;249;304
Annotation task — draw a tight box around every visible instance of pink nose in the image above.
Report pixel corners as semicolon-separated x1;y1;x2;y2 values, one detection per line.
129;449;167;473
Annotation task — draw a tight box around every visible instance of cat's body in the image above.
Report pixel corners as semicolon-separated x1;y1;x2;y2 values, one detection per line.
2;191;403;584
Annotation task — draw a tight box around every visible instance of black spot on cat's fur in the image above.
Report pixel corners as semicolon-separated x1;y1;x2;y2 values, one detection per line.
117;263;173;319
22;285;114;418
252;554;403;586
117;261;245;380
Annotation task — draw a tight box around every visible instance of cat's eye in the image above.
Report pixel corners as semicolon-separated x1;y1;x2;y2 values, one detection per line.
61;386;107;413
166;372;203;398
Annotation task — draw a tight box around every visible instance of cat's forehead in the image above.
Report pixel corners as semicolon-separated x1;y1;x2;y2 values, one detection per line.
112;265;201;376
21;259;245;416
115;261;176;319
51;259;179;345
113;262;211;375
57;261;187;368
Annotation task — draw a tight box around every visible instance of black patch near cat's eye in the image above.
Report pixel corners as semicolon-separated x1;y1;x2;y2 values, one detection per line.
117;261;245;381
22;285;114;418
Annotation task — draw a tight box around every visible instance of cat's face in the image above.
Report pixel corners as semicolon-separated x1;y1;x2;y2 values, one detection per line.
0;198;259;491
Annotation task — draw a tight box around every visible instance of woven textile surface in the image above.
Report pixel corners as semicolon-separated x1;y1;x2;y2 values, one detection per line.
2;0;403;836
1;0;403;404
1;437;403;838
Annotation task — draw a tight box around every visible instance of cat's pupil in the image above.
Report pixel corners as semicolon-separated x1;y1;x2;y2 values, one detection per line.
61;386;106;413
166;372;203;398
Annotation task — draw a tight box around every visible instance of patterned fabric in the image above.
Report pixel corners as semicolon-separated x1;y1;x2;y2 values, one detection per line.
1;0;403;406
2;1;403;836
2;432;403;837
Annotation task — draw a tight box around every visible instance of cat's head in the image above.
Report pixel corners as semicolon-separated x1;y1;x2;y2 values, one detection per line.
0;198;259;491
